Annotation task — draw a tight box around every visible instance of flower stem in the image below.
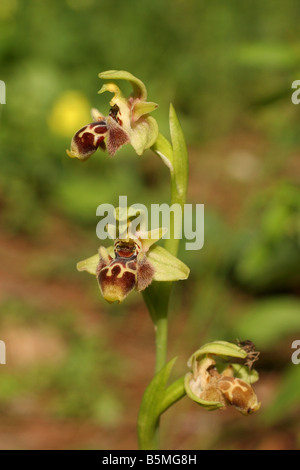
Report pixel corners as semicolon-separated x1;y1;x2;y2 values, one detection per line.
139;104;189;449
143;282;171;373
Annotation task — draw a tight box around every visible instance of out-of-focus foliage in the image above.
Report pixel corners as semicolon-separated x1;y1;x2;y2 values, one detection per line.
0;298;123;425
231;183;300;293
0;0;299;449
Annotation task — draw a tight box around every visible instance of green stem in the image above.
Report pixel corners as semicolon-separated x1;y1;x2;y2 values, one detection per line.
153;165;179;371
143;282;172;374
137;358;184;450
138;105;189;449
154;307;169;374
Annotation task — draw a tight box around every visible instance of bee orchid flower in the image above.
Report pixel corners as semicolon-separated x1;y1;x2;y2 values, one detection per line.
67;70;159;161
77;227;190;304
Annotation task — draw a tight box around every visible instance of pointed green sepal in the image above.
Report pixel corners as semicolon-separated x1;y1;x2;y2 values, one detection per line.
147;246;190;282
77;254;100;275
187;341;247;368
77;246;114;275
131;115;159;155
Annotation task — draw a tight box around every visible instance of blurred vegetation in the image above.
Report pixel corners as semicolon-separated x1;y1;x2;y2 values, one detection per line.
0;0;299;449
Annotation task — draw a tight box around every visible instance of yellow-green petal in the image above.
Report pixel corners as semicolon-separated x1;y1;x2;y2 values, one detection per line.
77;246;114;275
133;101;158;121
77;254;100;275
147;246;190;282
138;227;167;252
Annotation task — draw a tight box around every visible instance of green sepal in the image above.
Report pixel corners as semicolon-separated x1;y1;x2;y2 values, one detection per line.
187;341;247;367
77;246;114;275
99;70;148;101
148;246;190;282
77;254;99;275
131;115;159;155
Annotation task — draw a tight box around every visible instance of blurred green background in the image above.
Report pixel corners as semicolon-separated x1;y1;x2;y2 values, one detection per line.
0;0;300;450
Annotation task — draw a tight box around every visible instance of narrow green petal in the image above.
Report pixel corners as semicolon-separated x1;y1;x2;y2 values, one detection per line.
98;83;124;102
106;224;117;240
147;246;190;282
77;254;100;275
133;101;158;121
99;70;147;101
139;227;167;252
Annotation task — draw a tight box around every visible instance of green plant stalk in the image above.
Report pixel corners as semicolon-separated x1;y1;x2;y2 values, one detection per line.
143;281;171;373
138;358;184;450
139;105;189;449
149;104;189;372
154;104;188;371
